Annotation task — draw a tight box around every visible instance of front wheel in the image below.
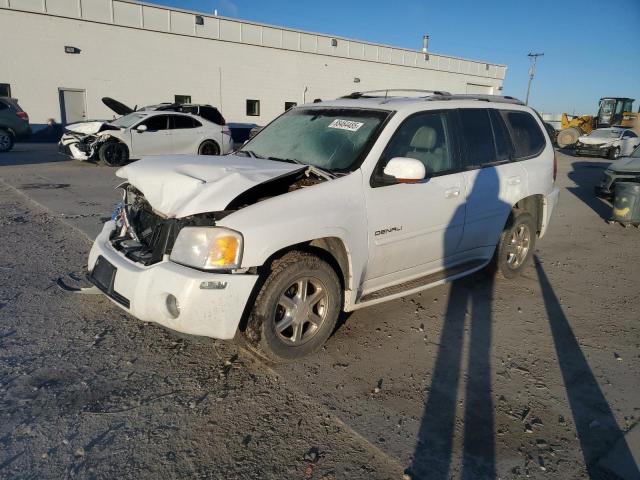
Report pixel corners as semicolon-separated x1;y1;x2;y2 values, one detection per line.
246;251;341;362
98;142;129;166
0;129;14;152
609;147;620;160
198;140;220;155
489;212;536;279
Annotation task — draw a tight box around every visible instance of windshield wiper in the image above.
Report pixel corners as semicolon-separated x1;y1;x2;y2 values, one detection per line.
267;156;303;165
267;157;338;179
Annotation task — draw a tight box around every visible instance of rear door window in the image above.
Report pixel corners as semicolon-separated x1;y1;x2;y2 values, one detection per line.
458;109;496;167
501;110;545;159
171;115;201;129
488;109;512;161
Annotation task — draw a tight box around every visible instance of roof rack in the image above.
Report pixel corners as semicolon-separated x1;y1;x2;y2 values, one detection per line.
341;89;451;100
428;94;525;105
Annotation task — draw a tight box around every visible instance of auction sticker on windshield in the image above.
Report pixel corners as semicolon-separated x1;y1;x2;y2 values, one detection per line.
328;119;364;132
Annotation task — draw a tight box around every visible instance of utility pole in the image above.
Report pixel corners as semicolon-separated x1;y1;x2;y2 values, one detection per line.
525;52;544;105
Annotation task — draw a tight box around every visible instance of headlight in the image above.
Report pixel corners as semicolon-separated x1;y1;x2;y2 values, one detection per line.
170;227;243;270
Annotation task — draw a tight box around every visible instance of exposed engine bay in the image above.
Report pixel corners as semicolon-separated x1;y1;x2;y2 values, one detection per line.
58;123;121;161
111;167;328;266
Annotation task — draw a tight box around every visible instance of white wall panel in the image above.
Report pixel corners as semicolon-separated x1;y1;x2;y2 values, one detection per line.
219;19;240;41
241;23;261;45
143;6;168;32
13;0;42;12
46;0;80;17
261;27;281;48
170;10;193;35
112;1;140;28
80;0;111;23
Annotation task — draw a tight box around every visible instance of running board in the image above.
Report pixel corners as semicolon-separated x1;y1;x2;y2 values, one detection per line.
354;259;488;309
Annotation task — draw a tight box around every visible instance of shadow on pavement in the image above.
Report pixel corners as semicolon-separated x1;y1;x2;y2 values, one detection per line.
534;256;639;479
0;144;70;167
567;160;612;221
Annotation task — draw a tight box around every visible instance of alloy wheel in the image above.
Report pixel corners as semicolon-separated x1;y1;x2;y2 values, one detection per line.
505;223;531;269
274;276;329;345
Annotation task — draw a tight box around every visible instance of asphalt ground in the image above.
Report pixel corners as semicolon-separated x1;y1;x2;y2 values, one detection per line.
0;145;638;479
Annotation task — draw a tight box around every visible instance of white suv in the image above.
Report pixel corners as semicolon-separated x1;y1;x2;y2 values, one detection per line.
86;91;559;361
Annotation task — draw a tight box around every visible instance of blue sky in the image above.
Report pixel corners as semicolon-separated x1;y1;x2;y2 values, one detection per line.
149;0;640;115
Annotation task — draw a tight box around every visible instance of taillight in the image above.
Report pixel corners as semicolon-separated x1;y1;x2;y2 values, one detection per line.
17;111;29;121
553;150;558;182
222;126;231;136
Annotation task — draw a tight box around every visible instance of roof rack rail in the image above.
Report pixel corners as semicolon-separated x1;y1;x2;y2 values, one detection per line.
428;94;525;105
341;89;451;100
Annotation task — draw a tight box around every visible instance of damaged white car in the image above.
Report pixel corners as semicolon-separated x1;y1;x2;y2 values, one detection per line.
84;92;559;361
59;110;233;166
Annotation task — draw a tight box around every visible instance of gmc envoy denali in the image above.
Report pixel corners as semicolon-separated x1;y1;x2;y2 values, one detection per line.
85;91;559;361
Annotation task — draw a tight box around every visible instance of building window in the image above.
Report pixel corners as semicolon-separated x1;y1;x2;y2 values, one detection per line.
246;99;260;116
285;102;297;111
174;95;191;104
195;15;204;25
0;83;11;97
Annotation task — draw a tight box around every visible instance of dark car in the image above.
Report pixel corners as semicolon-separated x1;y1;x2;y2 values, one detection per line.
0;97;31;152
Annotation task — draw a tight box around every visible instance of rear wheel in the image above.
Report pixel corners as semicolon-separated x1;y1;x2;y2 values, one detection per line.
246;251;341;362
489;212;536;279
198;140;220;156
0;129;14;152
98;142;129;166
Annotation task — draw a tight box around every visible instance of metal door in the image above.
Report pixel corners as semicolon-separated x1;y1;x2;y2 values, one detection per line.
59;89;87;124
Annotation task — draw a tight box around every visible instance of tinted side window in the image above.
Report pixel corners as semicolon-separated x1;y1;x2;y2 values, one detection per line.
0;101;7;111
501;111;545;159
489;109;512;161
459;109;496;167
623;130;637;138
171;115;200;129
381;111;455;176
142;115;169;131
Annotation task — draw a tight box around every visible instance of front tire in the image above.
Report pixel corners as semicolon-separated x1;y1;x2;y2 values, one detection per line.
609;147;620;160
246;251;341;362
0;129;14;152
489;212;536;279
98;142;129;166
198;140;220;155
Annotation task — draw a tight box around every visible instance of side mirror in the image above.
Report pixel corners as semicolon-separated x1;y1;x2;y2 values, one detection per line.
383;157;426;183
136;124;147;133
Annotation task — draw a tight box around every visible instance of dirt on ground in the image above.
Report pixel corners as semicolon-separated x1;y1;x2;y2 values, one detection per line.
0;148;638;479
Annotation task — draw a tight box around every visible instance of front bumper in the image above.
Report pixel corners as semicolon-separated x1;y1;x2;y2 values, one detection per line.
575;145;610;157
88;221;258;339
595;170;640;197
58;135;91;160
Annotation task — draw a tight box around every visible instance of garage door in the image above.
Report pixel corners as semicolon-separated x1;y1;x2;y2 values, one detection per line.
466;83;493;95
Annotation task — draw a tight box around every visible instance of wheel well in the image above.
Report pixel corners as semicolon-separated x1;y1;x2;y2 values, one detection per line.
260;238;350;291
513;195;543;234
0;127;15;138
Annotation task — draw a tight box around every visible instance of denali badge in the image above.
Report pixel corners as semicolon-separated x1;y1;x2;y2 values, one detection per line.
375;226;403;236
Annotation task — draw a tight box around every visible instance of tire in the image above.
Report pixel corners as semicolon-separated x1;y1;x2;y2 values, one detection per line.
609;147;620;160
246;251;341;362
98;141;129;166
0;129;14;153
488;212;536;279
198;140;220;156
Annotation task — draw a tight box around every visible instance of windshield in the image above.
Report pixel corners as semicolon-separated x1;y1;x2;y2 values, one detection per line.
110;113;146;129
599;99;615;115
589;129;621;139
240;108;390;171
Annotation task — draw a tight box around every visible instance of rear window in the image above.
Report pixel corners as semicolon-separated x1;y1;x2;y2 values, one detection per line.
459;109;496;167
501;111;545;159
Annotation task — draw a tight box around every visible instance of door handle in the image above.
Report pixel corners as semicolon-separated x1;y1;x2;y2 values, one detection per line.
508;176;521;185
444;187;460;199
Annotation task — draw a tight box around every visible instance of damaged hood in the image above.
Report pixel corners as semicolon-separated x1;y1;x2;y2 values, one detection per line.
65;121;108;135
116;155;306;218
608;156;640;173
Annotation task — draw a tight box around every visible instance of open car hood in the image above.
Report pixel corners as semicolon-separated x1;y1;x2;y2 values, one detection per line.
102;97;134;116
115;155;306;218
609;156;640;173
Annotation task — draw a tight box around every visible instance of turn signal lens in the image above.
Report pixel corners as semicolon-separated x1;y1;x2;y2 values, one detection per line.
207;236;240;268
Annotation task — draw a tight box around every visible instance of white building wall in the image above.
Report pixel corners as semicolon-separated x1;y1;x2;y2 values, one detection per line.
0;1;506;126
